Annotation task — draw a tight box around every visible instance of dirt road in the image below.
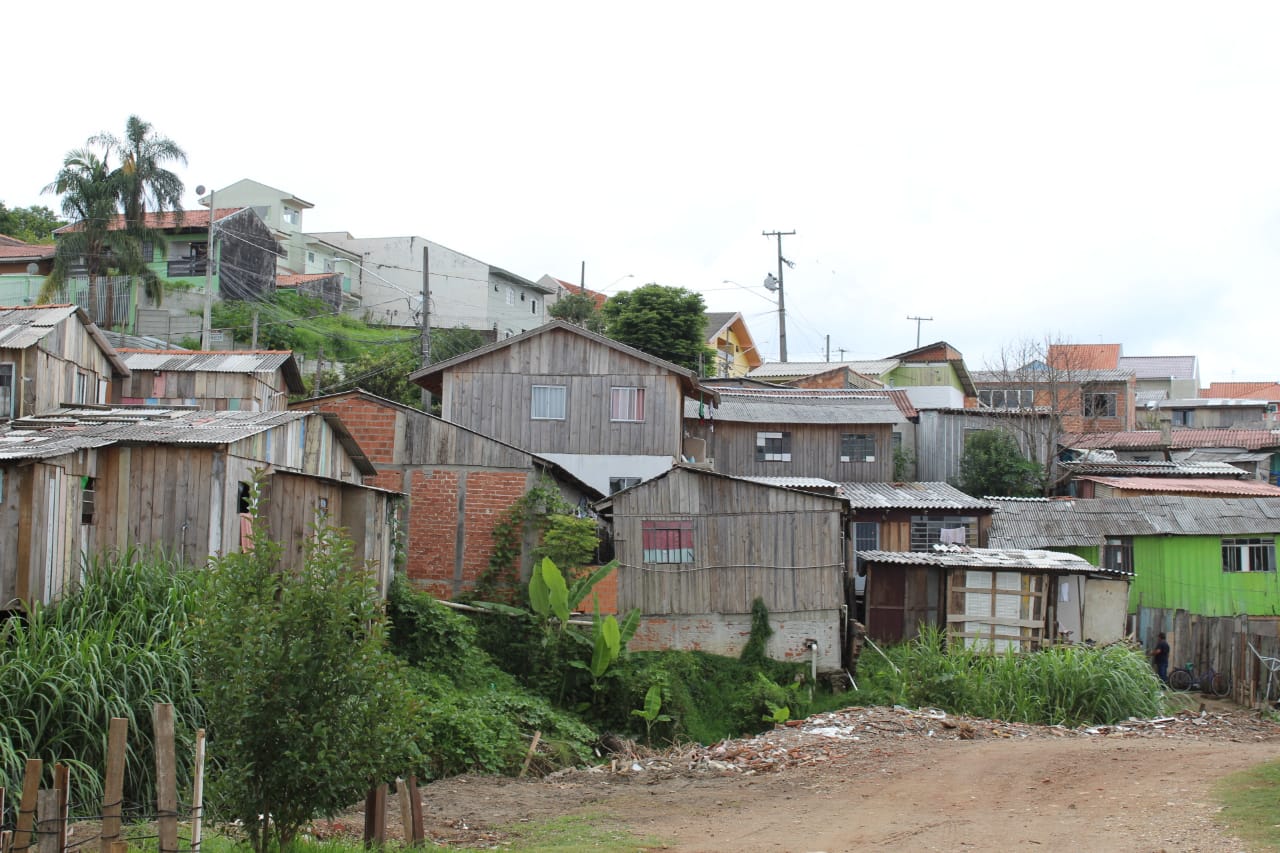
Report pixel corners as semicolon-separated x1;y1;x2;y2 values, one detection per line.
380;707;1280;852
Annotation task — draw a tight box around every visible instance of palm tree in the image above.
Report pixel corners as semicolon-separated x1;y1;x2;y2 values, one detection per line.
93;116;188;314
41;149;126;321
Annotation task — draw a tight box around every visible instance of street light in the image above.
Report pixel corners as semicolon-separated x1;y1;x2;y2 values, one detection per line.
195;185;216;350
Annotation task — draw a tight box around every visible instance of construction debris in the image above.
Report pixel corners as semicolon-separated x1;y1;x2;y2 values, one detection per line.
557;704;1280;782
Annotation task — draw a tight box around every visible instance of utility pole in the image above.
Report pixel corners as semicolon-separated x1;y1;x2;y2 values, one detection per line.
421;244;432;411
825;334;830;363
763;230;795;362
195;186;216;350
907;315;933;349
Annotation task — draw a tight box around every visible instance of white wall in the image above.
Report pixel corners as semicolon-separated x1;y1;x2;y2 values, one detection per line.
537;452;675;496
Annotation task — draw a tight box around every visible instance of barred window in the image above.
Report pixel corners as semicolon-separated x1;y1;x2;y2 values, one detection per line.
910;516;978;551
840;433;877;463
756;431;791;462
1223;538;1275;573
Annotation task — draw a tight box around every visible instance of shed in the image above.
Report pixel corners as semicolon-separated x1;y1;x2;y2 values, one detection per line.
594;464;847;670
860;546;1131;650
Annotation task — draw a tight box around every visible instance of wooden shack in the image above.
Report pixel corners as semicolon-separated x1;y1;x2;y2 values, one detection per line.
595;465;847;670
0;304;128;419
860;547;1131;650
0;407;396;611
114;350;305;411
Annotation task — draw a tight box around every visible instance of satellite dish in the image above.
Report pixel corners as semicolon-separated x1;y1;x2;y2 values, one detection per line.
26;263;39;275
195;185;206;196
763;273;779;292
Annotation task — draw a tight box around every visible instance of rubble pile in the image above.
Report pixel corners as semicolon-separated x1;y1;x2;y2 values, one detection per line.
566;705;1280;780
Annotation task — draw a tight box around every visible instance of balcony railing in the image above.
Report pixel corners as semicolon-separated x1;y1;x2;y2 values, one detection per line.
166;257;208;277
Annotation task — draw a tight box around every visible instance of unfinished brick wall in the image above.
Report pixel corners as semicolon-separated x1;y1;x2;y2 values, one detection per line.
306;395;398;464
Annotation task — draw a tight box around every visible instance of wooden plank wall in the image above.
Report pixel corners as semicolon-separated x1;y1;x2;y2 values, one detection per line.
442;331;685;456
611;469;844;616
398;408;534;468
118;370;283;411
26;316;116;413
698;421;893;481
1138;607;1280;706
96;446;215;567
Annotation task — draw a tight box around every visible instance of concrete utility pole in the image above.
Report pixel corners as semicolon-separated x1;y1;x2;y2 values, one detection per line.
421;244;432;411
763;230;795;362
195;186;216;350
907;315;933;349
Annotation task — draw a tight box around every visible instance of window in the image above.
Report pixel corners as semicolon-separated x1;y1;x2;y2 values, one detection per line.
531;384;566;420
1102;537;1133;573
609;477;641;493
1083;392;1117;418
74;371;90;404
0;363;13;419
854;522;879;553
979;388;1035;409
80;477;95;525
282;208;299;226
910;515;978;551
1223;538;1276;573
892;432;903;454
840;433;877;463
506;287;515;306
1171;409;1194;427
755;431;791;462
610;387;645;421
642;520;694;564
531;299;538;314
306;251;316;263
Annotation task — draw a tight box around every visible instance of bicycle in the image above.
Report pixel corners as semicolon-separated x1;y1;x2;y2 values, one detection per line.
1167;660;1229;697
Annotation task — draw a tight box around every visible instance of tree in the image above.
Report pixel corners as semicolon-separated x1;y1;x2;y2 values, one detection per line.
976;336;1115;495
42;149;129;321
197;495;419;852
956;428;1043;498
0;202;64;243
600;283;715;374
548;291;605;332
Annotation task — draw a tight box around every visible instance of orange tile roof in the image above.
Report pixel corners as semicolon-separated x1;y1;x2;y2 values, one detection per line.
556;279;608;309
54;208;245;234
0;240;54;260
277;273;340;287
1047;343;1121;370
1080;476;1280;496
1202;381;1280;400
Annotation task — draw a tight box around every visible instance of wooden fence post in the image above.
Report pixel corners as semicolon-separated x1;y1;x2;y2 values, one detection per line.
53;765;68;853
153;704;178;853
362;785;386;848
406;776;424;846
100;718;128;853
396;780;412;844
35;790;58;853
191;729;206;853
14;759;41;853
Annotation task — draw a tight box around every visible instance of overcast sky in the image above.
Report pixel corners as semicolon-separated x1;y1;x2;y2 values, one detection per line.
6;2;1280;383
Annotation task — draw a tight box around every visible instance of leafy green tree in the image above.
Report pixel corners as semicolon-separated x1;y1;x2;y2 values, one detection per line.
197;500;420;852
548;291;605;332
0;202;64;243
956;429;1043;498
600;283;715;374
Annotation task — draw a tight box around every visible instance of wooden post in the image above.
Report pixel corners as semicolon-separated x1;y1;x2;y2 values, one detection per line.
191;729;206;853
53;764;68;853
362;785;386;848
35;790;58;853
109;843;127;853
14;759;41;853
100;718;128;853
1;786;7;853
396;780;412;845
406;776;424;846
153;704;178;853
519;731;542;778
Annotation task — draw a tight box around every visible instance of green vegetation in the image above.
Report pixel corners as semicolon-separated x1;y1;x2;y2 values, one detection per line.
1213;759;1280;850
0;550;208;822
495;813;664;852
0;202;64;243
956;429;1043;498
846;626;1165;726
548;290;606;333
600;283;715;374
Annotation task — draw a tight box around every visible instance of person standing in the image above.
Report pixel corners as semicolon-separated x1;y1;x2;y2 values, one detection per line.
1150;632;1171;683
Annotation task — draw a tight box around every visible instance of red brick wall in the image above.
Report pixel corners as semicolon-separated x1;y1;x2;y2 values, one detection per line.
307;395;398;464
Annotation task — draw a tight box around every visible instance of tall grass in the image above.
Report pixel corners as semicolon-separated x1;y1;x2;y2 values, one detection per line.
853;626;1165;726
0;550;208;823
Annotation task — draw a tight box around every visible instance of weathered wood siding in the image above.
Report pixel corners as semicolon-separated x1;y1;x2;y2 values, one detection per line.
610;469;844;615
4;456;93;609
916;409;1055;484
116;369;287;411
5;316;116;417
96;445;218;566
850;510;992;552
1137;608;1280;707
396;408;534;468
689;420;894;482
440;328;685;456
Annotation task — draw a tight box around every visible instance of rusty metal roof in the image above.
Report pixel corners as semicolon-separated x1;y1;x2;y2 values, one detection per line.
1061;459;1247;477
838;481;996;510
1077;476;1280;497
1062;429;1280;451
988;496;1280;547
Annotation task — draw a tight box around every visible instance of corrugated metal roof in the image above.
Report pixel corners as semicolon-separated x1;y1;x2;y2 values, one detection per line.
749;359;900;379
120;350;293;373
1117;355;1198;380
860;546;1118;574
988;496;1280;547
1062;429;1280;451
971;368;1135;383
742;476;841;490
1078;476;1280;496
0;304;79;349
838;481;996;510
686;389;906;424
1062;459;1246;477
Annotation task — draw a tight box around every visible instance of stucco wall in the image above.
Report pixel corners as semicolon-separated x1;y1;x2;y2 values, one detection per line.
629;610;842;671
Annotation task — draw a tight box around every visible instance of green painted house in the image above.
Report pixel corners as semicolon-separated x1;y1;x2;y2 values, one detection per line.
987;496;1280;617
